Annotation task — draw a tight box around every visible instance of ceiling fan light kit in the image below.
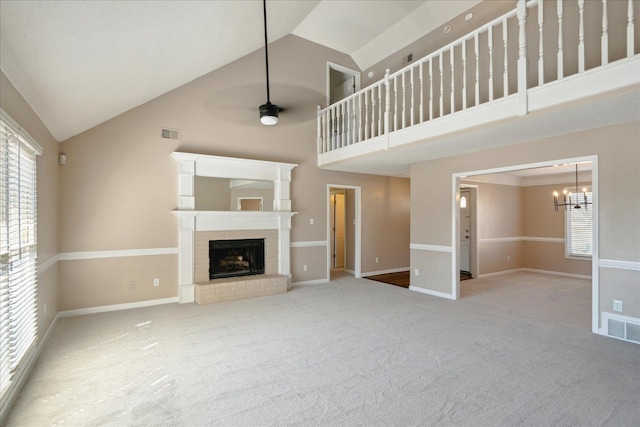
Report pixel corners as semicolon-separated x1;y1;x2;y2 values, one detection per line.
259;0;281;126
259;101;279;125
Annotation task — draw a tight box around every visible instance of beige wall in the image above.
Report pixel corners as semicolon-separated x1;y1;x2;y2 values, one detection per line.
1;71;60;336
57;35;410;308
467;181;592;276
411;121;640;324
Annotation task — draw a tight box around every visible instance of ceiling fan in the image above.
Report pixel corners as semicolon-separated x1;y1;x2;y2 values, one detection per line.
259;0;282;125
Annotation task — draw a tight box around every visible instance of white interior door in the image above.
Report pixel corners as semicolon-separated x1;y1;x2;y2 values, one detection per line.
460;189;471;273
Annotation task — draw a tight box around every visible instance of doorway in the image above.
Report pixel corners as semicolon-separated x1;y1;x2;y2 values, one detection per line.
452;156;599;333
327;62;360;105
327;185;362;280
330;190;346;269
459;185;477;280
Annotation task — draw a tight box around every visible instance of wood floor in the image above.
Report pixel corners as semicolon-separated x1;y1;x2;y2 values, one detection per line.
365;270;472;288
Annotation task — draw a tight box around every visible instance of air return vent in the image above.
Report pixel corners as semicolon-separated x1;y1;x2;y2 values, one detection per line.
603;312;640;344
161;128;180;141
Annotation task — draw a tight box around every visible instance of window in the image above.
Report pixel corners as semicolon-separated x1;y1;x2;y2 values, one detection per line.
566;190;593;258
0;110;42;401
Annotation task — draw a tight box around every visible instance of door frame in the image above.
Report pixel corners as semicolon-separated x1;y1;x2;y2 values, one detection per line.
326;62;361;106
327;184;361;279
459;184;478;278
451;155;599;333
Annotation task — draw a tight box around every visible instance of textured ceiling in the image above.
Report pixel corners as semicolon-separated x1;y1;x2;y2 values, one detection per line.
0;0;481;142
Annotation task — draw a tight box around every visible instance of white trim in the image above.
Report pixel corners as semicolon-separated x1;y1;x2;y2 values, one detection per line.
479;236;565;244
37;254;61;275
290;240;328;248
410;243;453;253
326;185;362;279
58;297;179;318
599;259;640;271
364;267;410;277
326;62;361;106
479;237;521;243
291;278;329;286
58;247;178;261
521;268;591;279
476;268;523;279
408;286;456;300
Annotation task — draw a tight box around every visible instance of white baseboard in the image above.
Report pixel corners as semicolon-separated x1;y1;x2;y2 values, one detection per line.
291;278;329;286
477;268;523;278
521;268;591;279
363;267;410;277
408;286;456;300
59;297;179;318
345;269;355;275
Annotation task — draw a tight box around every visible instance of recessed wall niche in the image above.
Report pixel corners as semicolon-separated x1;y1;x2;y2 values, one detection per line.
194;176;274;211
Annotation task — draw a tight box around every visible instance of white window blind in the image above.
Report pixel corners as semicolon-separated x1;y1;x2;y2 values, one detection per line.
0;111;41;401
566;191;593;258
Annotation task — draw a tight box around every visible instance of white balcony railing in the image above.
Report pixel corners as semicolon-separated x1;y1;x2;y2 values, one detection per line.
317;0;638;158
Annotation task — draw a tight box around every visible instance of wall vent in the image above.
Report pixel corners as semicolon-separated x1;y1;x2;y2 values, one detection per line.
603;312;640;344
161;128;180;141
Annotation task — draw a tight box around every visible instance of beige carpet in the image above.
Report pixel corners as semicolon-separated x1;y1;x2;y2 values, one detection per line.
5;272;639;426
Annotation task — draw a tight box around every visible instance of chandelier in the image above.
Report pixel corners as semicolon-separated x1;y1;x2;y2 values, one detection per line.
553;163;591;212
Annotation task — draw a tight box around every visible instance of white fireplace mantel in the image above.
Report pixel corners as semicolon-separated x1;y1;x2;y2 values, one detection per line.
171;152;297;303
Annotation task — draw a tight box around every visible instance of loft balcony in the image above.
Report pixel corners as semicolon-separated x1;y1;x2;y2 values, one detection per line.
317;0;640;177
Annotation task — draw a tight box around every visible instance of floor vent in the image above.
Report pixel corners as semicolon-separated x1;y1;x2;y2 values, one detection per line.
161;128;180;141
603;312;640;344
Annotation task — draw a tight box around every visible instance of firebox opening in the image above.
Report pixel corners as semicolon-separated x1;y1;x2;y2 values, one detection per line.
209;238;265;280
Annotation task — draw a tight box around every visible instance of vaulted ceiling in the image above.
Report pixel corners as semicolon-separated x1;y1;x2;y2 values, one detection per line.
0;0;481;141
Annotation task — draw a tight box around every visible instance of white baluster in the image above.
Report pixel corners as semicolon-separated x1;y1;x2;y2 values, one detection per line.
364;91;369;140
538;0;544;85
402;72;406;129
378;82;383;136
371;87;376;137
578;0;585;73
557;0;564;79
349;98;354;145
419;62;424;123
628;0;635;57
330;108;335;150
394;76;398;131
517;0;528;116
475;33;480;106
358;92;363;142
340;102;346;148
462;39;467;110
410;67;415;126
489;25;494;101
439;52;444;118
602;0;609;65
318;106;323;153
384;69;391;135
450;45;455;114
503;18;509;96
429;57;434;121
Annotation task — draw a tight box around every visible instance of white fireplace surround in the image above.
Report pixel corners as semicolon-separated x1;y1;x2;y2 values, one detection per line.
172;152;297;303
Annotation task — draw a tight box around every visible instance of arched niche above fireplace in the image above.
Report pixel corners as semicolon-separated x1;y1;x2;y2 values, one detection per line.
171;152;297;212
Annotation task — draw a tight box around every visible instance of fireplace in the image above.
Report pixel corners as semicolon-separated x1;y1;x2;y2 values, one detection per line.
209;239;265;280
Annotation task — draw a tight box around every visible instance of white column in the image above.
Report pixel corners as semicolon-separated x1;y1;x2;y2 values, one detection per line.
177;212;197;303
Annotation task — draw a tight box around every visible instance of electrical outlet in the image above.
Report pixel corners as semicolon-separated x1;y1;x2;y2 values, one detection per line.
153;278;160;287
613;300;623;312
507;255;511;262
310;218;314;225
129;281;136;290
375;257;379;264
303;265;308;272
44;303;47;315
415;268;419;276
